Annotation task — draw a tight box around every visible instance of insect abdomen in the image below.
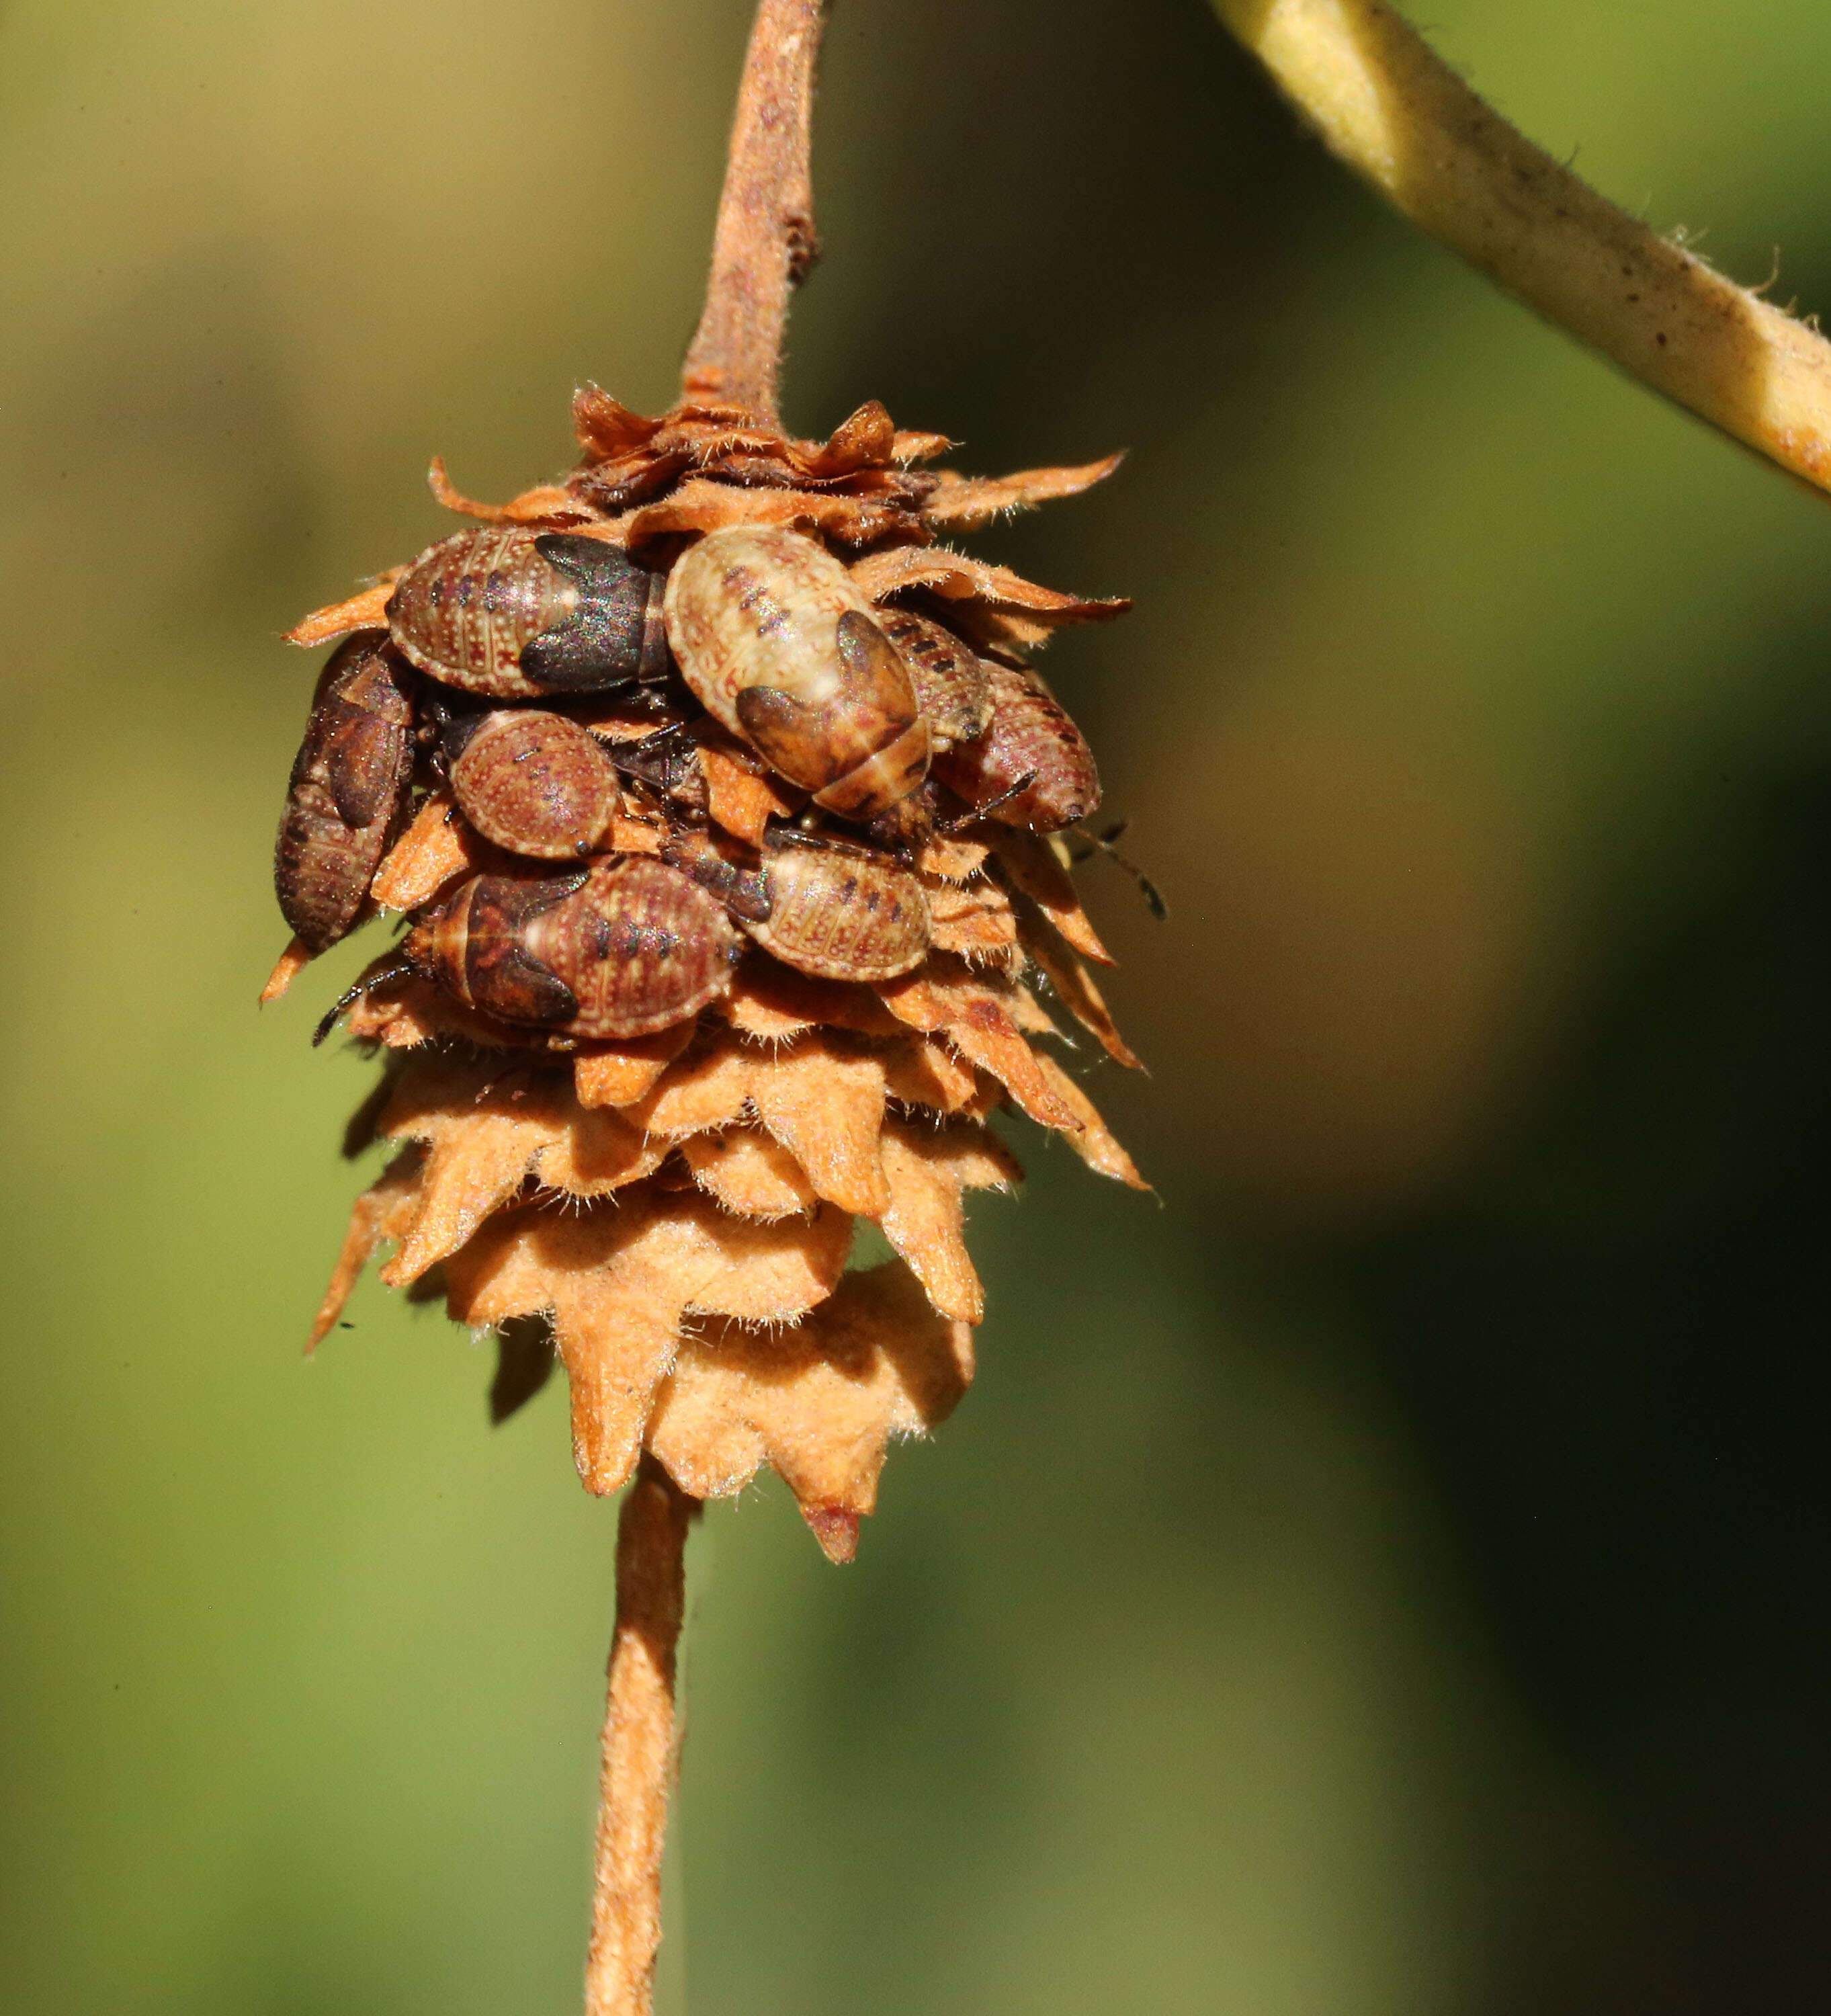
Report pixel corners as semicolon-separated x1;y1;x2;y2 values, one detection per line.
536;858;740;1036
875;607;992;752
446;710;622;859
934;658;1099;832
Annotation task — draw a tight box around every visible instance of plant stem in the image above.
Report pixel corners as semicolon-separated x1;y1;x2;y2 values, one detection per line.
681;0;831;423
585;1457;699;2016
1211;0;1831;497
584;11;827;2005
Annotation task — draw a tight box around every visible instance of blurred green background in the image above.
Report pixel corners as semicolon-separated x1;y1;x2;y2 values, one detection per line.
5;1;1831;2009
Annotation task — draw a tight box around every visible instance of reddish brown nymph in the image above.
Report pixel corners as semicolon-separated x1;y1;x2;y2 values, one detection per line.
935;657;1100;832
411;858;740;1037
387;527;668;700
445;709;623;859
274;630;416;953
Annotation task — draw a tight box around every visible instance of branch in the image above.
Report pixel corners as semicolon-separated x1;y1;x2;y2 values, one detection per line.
585;1458;698;2016
1211;0;1831;497
681;0;831;422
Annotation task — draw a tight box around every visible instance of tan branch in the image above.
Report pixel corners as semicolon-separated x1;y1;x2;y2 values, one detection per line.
681;0;831;422
585;1457;699;2016
1212;0;1831;495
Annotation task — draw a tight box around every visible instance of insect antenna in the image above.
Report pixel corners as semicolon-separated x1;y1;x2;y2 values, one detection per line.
937;771;1039;834
313;955;418;1048
1068;819;1167;919
767;819;874;861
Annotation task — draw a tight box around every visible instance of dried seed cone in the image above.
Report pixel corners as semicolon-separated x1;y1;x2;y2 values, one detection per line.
286;391;1147;1562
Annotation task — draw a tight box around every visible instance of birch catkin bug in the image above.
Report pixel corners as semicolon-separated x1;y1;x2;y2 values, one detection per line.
933;656;1099;833
873;607;992;752
275;630;416;952
386;527;669;700
663;526;931;822
662;826;931;983
444;709;622;859
316;857;740;1044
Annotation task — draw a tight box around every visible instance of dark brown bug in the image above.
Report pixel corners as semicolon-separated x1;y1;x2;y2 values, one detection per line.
663;526;931;822
274;630;416;953
386;527;668;700
592;721;710;821
443;709;622;859
874;607;992;752
933;657;1100;833
663;827;931;983
316;857;740;1044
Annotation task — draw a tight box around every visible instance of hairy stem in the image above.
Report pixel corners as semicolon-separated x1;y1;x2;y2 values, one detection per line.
585;1457;699;2016
1212;0;1831;496
681;0;831;422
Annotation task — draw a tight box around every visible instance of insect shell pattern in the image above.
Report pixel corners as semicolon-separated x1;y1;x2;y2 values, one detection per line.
280;521;1104;1046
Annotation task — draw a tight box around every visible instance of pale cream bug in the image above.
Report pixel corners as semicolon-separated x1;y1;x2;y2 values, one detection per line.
663;526;931;823
661;825;932;983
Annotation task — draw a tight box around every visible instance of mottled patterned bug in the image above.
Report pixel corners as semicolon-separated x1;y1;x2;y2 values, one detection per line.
274;630;417;953
662;825;931;983
442;709;624;859
933;655;1099;833
386;527;668;700
315;857;740;1044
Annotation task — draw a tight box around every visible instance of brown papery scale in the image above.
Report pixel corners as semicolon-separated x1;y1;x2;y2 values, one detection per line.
664;525;931;820
408;858;740;1038
274;630;415;953
445;709;622;859
663;825;931;982
387;526;669;700
933;655;1101;832
874;607;992;752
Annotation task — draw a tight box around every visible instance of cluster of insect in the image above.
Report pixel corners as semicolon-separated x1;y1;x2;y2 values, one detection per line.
275;519;1119;1046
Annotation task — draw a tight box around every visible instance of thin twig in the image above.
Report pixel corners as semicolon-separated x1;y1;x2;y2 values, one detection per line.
681;0;831;422
1211;0;1831;496
585;13;827;2003
585;1457;699;2016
